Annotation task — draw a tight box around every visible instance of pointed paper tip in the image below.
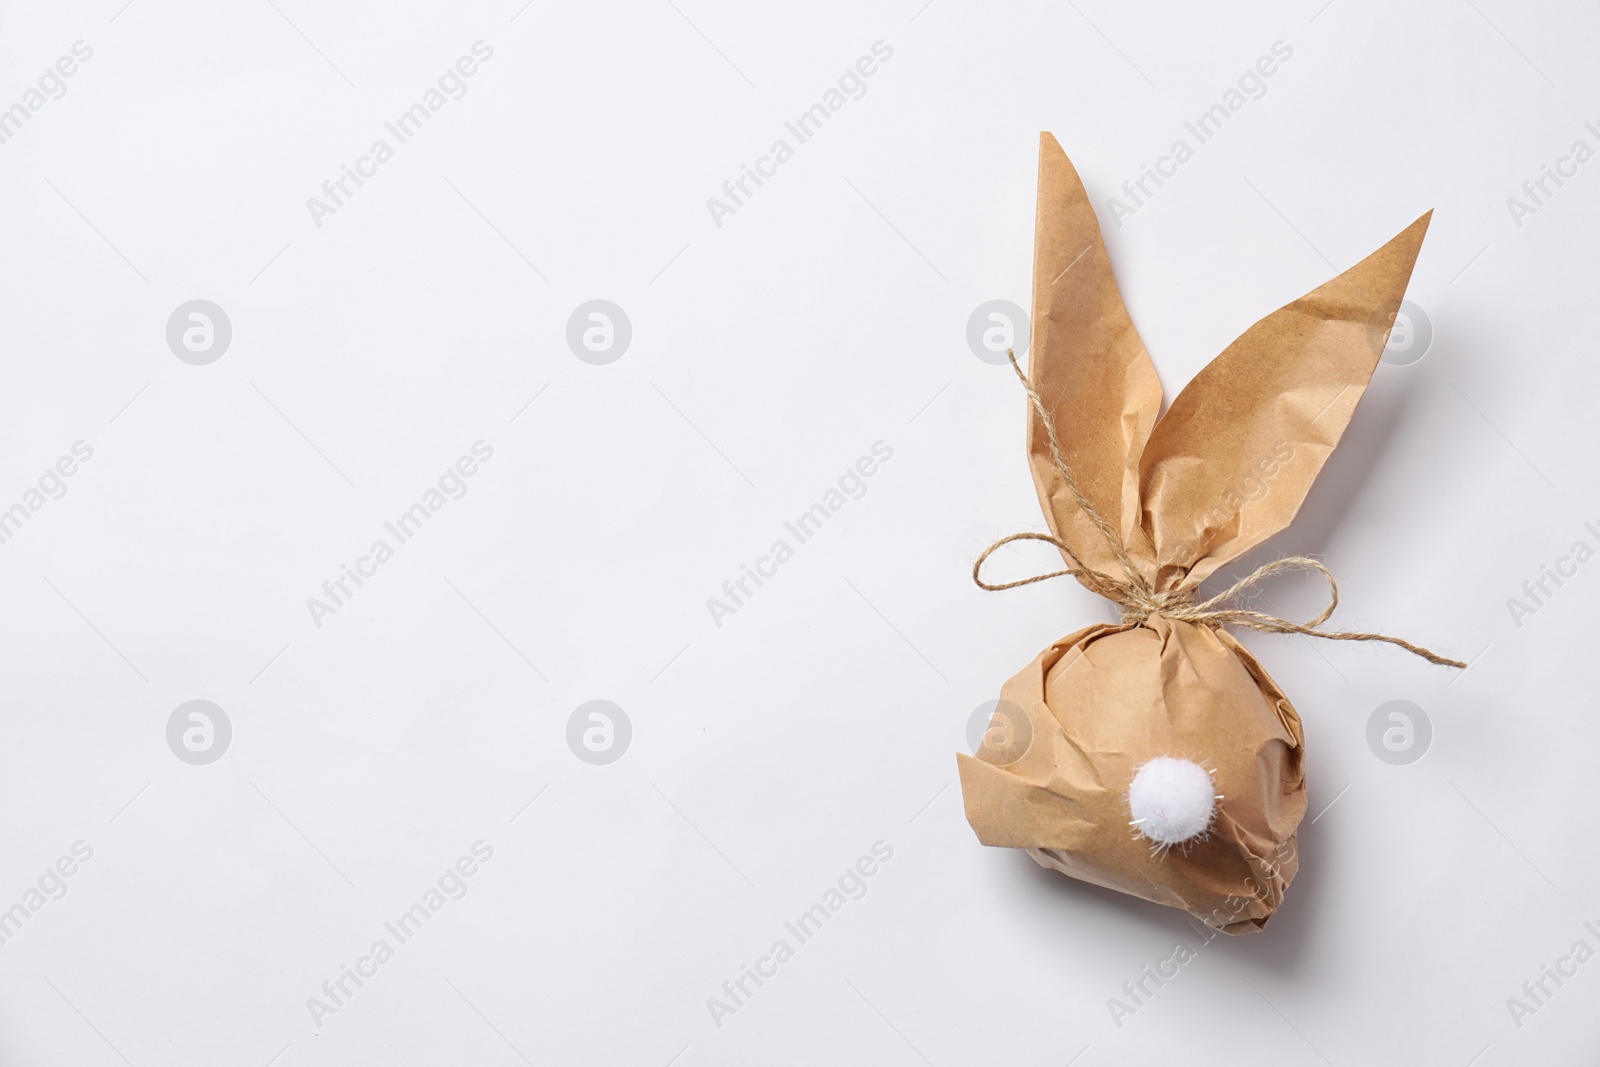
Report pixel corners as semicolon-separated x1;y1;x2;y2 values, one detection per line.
1397;208;1432;246
1037;132;1081;189
1039;132;1068;171
1364;209;1432;278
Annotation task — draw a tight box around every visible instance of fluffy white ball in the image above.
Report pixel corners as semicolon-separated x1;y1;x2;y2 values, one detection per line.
1127;757;1217;846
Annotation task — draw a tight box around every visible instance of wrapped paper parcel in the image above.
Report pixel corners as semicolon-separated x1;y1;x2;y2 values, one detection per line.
957;134;1462;933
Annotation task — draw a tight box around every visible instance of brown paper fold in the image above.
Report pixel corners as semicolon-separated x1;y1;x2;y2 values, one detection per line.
1139;212;1431;589
961;133;1429;932
1027;138;1164;588
957;618;1304;932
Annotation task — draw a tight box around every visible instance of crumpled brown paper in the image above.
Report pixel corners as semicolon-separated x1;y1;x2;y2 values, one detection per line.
957;133;1431;933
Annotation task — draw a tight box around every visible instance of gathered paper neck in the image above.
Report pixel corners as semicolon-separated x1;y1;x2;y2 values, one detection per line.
973;352;1465;670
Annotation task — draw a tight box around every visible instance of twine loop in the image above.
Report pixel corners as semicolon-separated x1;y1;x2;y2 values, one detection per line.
974;352;1465;669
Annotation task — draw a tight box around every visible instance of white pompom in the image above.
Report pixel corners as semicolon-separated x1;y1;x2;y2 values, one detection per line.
1128;757;1217;848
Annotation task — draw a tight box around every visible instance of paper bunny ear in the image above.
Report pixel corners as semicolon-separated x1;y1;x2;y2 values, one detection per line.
1025;133;1164;585
1137;212;1432;589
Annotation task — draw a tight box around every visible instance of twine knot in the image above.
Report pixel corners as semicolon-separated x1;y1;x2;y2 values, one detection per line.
974;352;1465;670
1117;586;1196;627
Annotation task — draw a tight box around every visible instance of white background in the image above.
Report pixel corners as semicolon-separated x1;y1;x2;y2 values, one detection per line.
0;0;1595;1063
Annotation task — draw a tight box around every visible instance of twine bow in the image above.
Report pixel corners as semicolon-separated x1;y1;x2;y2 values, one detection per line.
974;352;1465;669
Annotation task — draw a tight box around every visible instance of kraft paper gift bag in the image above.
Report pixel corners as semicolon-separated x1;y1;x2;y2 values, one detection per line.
958;134;1458;933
